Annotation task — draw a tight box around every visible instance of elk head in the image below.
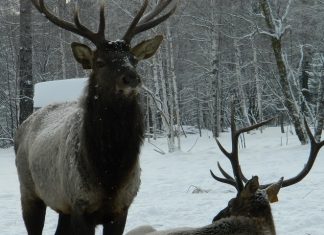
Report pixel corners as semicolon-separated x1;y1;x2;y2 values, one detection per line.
211;110;324;224
31;0;177;98
212;176;283;223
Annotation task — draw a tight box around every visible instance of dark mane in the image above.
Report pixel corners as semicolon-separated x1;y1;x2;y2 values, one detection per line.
81;76;144;193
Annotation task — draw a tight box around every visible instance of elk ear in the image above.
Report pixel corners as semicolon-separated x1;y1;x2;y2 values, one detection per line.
131;35;164;60
265;177;283;203
241;176;259;198
71;42;93;69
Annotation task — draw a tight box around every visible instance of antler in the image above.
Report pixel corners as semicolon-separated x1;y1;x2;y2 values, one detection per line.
212;113;324;192
258;119;324;189
31;0;106;45
122;0;177;44
210;107;274;192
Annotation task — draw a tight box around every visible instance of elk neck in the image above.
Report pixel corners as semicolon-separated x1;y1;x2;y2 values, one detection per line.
80;73;144;193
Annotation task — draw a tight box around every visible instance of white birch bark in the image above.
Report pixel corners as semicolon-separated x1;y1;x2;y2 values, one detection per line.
234;39;251;126
259;0;308;144
210;0;221;137
166;21;181;151
251;37;263;132
151;55;160;140
157;50;175;152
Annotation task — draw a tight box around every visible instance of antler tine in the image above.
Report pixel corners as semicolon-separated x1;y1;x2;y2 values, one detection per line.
73;10;98;41
73;5;106;43
212;106;274;192
134;6;176;35
239;169;249;183
217;162;235;181
259;119;324;189
230;117;274;189
31;0;106;45
122;0;177;44
139;0;173;23
229;113;244;192
210;170;238;189
235;118;275;138
215;139;231;159
212;110;245;192
98;5;106;36
215;138;248;183
216;161;249;183
132;6;177;35
123;0;149;44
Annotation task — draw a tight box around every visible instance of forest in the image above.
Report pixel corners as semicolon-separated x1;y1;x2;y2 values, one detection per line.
1;0;324;151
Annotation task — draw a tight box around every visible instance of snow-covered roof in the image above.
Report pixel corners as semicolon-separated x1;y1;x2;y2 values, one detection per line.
34;78;88;108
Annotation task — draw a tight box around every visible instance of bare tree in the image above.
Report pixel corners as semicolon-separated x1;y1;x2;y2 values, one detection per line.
18;0;33;124
258;0;308;144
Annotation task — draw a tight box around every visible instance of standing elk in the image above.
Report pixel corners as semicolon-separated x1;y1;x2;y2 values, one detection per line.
14;0;177;234
126;115;324;235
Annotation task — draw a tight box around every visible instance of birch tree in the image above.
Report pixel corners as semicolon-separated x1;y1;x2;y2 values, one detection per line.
234;38;252;126
258;0;308;144
251;37;263;129
166;20;181;151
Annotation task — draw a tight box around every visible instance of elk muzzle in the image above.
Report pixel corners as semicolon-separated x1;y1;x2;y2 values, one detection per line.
122;70;141;88
117;70;141;96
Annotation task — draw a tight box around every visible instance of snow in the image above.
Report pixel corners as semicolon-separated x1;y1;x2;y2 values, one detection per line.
34;78;87;108
0;127;323;234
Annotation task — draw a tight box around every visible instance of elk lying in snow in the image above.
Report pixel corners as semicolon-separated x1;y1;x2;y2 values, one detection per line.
126;115;324;235
14;0;176;234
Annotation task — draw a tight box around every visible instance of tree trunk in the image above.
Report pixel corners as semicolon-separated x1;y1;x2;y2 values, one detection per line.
252;38;263;132
157;50;175;152
314;63;324;141
234;38;251;127
210;0;222;137
166;21;181;151
59;0;67;80
195;86;202;137
259;0;308;144
19;0;33;125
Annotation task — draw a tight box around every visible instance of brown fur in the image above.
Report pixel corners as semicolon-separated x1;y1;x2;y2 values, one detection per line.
15;41;145;235
126;177;280;235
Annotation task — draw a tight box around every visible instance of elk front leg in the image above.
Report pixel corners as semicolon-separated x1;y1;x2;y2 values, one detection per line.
21;198;46;235
55;213;71;235
70;201;95;235
102;212;128;235
70;213;95;235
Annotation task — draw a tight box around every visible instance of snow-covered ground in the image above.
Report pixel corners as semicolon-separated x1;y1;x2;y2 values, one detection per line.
0;127;323;234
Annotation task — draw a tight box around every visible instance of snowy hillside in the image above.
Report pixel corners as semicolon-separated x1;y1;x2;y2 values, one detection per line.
0;127;323;235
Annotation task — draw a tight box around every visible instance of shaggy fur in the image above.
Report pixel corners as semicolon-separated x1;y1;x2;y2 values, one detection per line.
17;0;174;233
15;48;144;234
125;216;273;235
126;177;279;235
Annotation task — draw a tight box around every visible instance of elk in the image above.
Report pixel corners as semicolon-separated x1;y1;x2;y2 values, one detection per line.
126;114;324;235
14;0;177;235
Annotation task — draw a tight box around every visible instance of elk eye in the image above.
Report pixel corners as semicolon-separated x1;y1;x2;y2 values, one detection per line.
96;59;105;68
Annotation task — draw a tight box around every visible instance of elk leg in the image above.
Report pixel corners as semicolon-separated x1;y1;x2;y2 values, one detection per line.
70;210;95;235
102;212;128;235
55;213;71;235
21;198;46;235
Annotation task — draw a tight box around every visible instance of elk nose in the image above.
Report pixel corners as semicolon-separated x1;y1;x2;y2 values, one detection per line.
122;71;141;88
